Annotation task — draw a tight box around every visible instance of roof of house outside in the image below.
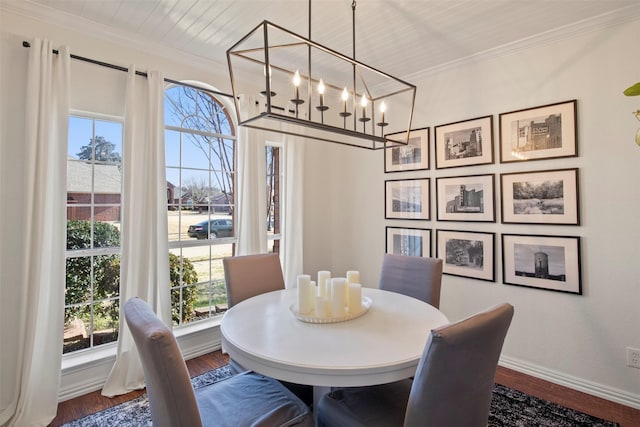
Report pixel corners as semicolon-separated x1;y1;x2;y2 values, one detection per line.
67;159;121;194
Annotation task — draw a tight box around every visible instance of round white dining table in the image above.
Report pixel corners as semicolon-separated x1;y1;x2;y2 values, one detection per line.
221;287;448;410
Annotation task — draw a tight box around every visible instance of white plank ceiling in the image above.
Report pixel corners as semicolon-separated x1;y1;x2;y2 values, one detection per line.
10;0;640;82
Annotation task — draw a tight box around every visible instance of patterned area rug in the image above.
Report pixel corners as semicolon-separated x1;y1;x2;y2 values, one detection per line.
63;365;617;426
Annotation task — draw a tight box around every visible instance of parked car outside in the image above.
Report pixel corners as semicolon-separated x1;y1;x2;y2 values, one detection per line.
187;218;233;239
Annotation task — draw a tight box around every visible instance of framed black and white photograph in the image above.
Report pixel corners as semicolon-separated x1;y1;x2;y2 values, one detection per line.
502;234;581;294
386;226;432;257
436;229;495;282
384;127;430;172
436;174;495;222
435;115;494;169
499;100;577;163
385;178;430;220
501;168;579;225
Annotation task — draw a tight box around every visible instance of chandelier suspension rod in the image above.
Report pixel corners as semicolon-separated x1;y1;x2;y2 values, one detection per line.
352;0;357;130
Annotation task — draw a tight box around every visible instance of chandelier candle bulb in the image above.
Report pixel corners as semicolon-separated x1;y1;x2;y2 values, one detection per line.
293;69;301;100
317;270;331;297
342;87;349;112
348;283;362;314
297;274;314;314
318;79;325;106
330;278;347;316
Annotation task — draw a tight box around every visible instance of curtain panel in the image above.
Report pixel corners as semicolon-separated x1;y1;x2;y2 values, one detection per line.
1;38;69;427
101;68;171;397
235;95;267;256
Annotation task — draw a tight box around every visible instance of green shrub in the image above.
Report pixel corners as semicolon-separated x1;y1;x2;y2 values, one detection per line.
169;253;199;324
65;221;199;327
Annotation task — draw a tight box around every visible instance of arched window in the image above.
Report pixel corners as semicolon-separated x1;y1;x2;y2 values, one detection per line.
164;83;237;325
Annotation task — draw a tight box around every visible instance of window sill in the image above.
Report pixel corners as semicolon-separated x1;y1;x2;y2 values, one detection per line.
59;315;223;401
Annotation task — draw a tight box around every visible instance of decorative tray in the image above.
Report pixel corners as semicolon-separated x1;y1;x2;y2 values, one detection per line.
289;296;372;324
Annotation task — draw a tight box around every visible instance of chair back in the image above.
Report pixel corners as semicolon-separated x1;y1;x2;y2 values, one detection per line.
223;253;285;307
379;253;443;308
404;303;514;427
124;298;203;427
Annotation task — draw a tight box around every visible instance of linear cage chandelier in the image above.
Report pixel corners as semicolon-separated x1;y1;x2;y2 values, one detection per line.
226;1;416;150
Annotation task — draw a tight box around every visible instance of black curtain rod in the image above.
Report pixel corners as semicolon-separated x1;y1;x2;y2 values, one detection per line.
21;40;234;99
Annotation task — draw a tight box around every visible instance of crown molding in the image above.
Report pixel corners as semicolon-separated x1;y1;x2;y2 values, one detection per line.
403;3;640;82
0;0;227;75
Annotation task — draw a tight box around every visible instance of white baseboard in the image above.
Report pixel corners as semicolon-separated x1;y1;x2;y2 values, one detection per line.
499;355;640;410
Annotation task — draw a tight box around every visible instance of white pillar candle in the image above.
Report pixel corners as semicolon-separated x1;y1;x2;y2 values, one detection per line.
330;278;346;317
297;274;314;314
348;283;362;314
314;296;330;318
317;270;331;297
346;270;360;285
346;270;360;301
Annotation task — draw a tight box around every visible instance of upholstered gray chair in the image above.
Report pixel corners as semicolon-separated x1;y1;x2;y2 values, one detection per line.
223;252;285;308
379;253;443;308
222;252;314;405
124;297;314;427
317;303;514;427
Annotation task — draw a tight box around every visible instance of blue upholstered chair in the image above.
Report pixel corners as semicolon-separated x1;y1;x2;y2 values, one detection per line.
379;253;443;308
317;303;514;427
124;297;314;427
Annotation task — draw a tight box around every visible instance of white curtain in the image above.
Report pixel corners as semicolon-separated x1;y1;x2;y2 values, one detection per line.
101;68;171;397
1;38;69;427
235;95;267;255
280;130;305;288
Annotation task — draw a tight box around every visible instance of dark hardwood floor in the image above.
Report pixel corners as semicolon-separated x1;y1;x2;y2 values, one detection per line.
49;350;640;426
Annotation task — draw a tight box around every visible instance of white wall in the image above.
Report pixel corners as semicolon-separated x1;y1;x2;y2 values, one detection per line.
1;1;639;409
303;11;640;407
0;5;231;404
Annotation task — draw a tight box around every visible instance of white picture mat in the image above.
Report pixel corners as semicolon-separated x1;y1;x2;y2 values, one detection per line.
501;169;578;224
502;234;581;293
436;174;495;222
437;230;494;281
435;116;493;168
385;128;429;172
500;101;576;162
386;227;432;257
385;179;430;220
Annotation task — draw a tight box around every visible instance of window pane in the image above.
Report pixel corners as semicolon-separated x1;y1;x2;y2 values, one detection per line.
165;84;235;327
165;129;181;168
68;116;93;159
65;115;123;354
94;121;123;164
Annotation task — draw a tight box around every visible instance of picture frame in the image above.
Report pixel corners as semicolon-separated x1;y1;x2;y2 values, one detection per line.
500;168;580;225
502;234;582;294
499;99;577;163
435;174;495;222
434;115;494;169
384;127;430;172
386;226;432;257
436;229;495;282
385;178;430;220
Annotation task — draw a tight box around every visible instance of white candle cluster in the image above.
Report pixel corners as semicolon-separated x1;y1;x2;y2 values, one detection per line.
296;270;362;319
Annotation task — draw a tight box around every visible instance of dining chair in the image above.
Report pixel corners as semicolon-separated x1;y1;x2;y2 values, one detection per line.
222;252;314;405
379;253;443;308
317;303;514;427
223;252;285;308
123;297;314;427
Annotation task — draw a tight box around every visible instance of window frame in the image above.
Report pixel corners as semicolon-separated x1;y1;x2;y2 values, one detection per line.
64;110;124;356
